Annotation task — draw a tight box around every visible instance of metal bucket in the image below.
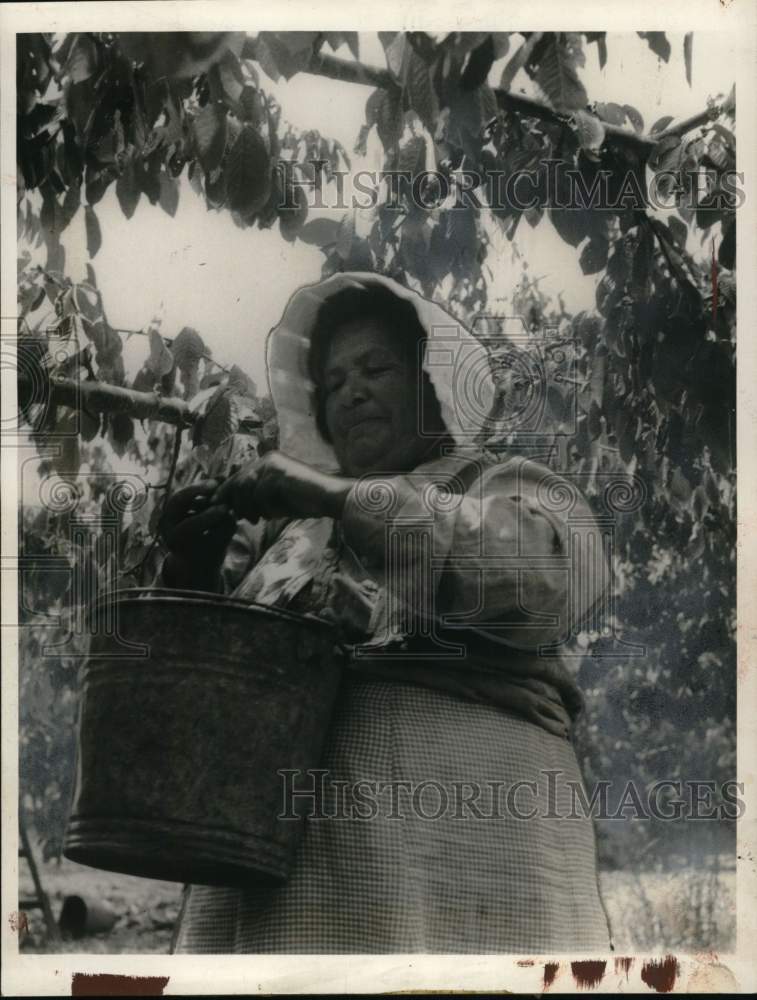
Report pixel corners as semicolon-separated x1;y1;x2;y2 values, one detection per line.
63;588;344;888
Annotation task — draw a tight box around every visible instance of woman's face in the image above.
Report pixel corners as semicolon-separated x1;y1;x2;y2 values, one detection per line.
321;317;430;477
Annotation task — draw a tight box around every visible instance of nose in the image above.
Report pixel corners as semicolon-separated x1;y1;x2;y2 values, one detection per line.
337;370;369;407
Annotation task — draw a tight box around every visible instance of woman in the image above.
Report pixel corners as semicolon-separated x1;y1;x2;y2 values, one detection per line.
161;272;613;954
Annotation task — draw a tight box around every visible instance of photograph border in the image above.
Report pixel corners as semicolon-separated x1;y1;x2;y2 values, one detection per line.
2;1;756;994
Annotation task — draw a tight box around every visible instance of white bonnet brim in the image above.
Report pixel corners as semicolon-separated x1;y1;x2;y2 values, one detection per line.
264;271;495;472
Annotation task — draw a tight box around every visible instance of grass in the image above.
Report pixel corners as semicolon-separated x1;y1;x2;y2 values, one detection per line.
599;858;736;952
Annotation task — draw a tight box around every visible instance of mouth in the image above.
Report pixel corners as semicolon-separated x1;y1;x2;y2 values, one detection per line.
345;415;384;432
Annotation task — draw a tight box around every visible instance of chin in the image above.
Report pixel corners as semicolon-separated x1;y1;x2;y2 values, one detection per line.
344;454;386;477
340;440;390;474
348;451;418;478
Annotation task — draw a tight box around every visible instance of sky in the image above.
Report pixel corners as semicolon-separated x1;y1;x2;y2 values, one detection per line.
40;31;739;395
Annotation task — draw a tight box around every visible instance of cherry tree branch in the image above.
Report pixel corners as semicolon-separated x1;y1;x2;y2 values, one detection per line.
278;44;726;159
24;374;196;427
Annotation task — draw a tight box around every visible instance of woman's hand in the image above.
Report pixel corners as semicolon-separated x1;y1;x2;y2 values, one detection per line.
212;451;354;524
160;479;237;590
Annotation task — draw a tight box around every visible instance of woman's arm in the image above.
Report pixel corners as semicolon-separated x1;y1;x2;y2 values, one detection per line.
206;449;610;650
339;456;611;651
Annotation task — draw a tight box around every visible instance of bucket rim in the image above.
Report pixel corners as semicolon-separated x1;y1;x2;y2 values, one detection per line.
86;587;340;635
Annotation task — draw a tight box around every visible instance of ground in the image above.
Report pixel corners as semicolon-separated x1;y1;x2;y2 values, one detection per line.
17;850;735;954
18;853;182;954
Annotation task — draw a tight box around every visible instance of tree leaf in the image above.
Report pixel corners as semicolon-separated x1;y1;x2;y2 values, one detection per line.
615;408;637;465
147;329;174;377
109;412;134;457
217;47;245;107
589;344;607;411
197;389;237;449
670;466;692;505
461;35;496;91
384;33;408;80
169;329;203;399
336;212;355;260
51;409;81;482
579;236;609;274
397;135;426;176
30;285;46;315
683;33;693;87
595;102;626;126
342;33;359;60
631;225;655;298
60;181;82;234
549;169;588;247
84;205;101;258
638;32;671;63
79;407;100;442
585;32;607;70
226;123;271;215
366;88;403;150
718;217;735;270
596;36;607;70
227;363;257;400
298;217;341;247
66;33;98;84
650;114;674;135
400;214;432;281
273;31;320;58
253;33;282;82
132;365;158;393
667;215;688;251
324;32;344;54
623;105;644;133
524;205;543;228
534;33;588;113
239;85;266;127
648;134;682;171
446;205;479;278
722;83;735;118
230;393;260;431
116;157;141;219
547;384;567;424
698;404;734;474
84;162;116;206
703;467;720;506
406;50;439;131
189;380;228;419
255;32;316;81
193;102;227;173
278;174;308;242
159;172;180;217
499;41;528;91
378;31;398;52
491;33;511;60
587;400;602;440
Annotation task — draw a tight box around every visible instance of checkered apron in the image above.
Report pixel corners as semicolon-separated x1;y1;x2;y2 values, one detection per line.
172;673;612;954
